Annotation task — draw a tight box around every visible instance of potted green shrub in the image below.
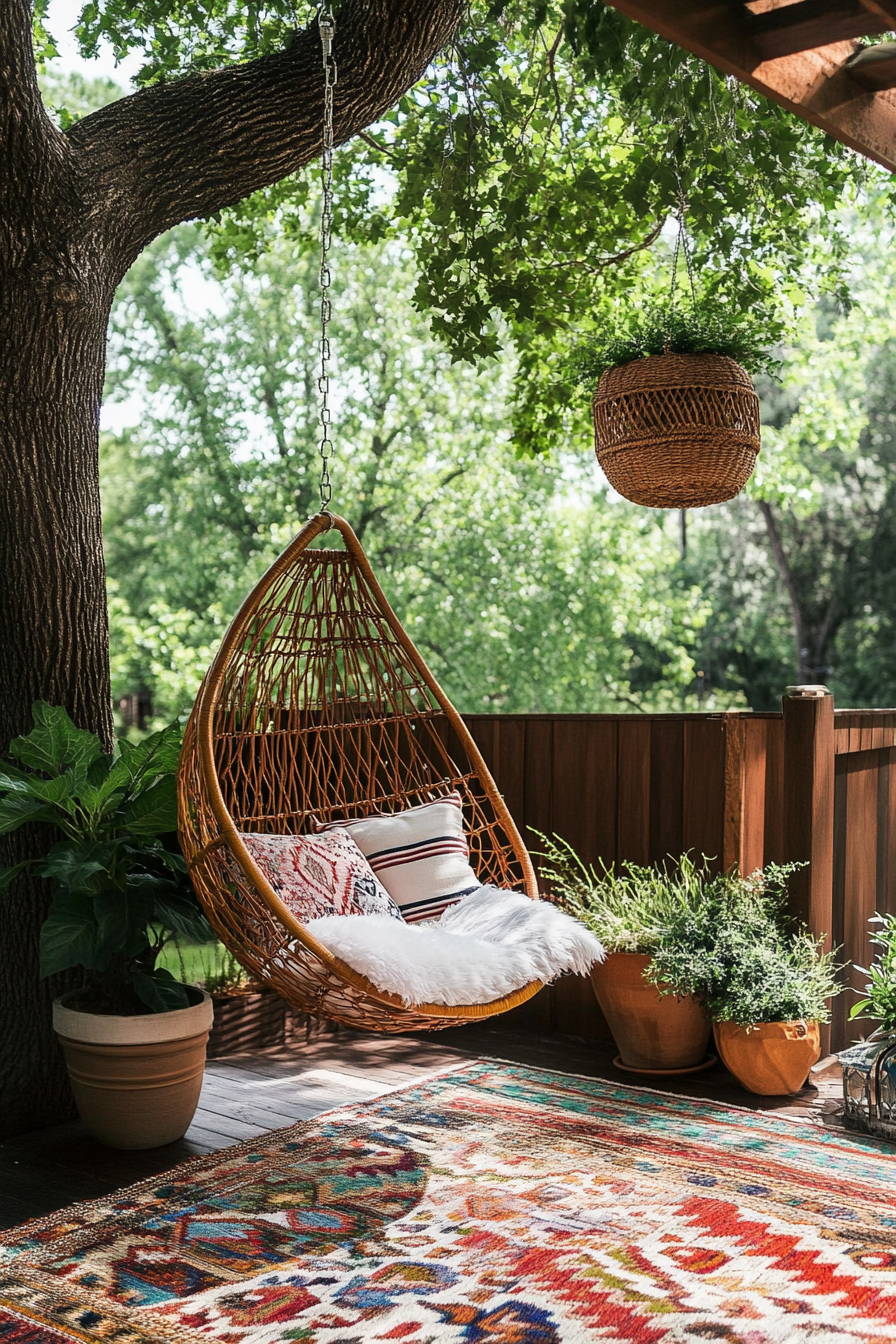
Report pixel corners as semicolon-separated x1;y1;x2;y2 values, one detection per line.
539;839;713;1074
570;307;776;510
0;703;215;1149
841;914;896;1138
646;865;841;1095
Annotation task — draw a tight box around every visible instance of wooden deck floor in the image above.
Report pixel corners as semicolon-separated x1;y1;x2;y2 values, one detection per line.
0;1024;847;1232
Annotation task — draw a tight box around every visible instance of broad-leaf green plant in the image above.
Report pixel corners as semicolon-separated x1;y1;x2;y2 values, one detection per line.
849;913;896;1038
0;703;212;1015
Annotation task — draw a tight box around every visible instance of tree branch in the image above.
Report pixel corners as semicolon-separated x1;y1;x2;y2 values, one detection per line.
357;128;398;160
0;0;72;237
68;0;464;273
535;217;665;277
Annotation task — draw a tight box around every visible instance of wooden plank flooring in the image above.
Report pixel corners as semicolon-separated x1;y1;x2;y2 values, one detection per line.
0;1024;848;1231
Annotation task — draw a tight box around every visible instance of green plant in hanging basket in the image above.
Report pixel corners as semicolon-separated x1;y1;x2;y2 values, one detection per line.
577;302;771;511
569;306;780;389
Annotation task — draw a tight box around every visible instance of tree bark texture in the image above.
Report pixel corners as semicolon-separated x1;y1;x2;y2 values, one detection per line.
0;0;463;1136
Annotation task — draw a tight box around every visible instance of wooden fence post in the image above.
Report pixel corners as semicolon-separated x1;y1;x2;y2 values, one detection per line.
782;686;835;1055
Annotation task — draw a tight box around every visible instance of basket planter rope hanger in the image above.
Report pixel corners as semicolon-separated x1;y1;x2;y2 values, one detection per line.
592;195;761;511
176;7;543;1033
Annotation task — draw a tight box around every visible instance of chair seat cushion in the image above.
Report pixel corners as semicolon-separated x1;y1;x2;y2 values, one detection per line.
318;792;480;922
240;829;402;923
308;884;606;1006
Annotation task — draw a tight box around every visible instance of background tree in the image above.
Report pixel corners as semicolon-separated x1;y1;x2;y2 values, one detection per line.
103;227;710;720
685;209;896;708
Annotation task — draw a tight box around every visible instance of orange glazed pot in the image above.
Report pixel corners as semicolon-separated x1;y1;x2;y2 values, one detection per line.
590;952;711;1072
714;1019;820;1095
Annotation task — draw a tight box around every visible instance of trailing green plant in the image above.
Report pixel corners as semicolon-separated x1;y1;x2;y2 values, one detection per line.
0;702;212;1015
536;836;712;954
849;913;896;1038
645;864;841;1027
568;305;780;388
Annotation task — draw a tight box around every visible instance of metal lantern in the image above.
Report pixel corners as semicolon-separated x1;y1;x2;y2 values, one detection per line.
841;1038;896;1140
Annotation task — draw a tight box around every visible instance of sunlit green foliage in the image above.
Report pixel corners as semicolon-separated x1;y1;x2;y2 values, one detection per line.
38;2;878;458
101;226;715;722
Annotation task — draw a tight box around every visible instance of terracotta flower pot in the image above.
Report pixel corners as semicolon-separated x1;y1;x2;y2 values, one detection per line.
714;1019;820;1095
53;989;213;1149
590;952;711;1072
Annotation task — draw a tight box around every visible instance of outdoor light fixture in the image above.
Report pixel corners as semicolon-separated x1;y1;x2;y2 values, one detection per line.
841;1039;896;1141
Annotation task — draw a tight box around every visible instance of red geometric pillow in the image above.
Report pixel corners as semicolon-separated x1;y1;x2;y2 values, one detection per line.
240;829;402;923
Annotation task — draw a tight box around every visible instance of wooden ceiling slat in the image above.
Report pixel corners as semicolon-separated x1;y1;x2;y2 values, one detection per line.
608;0;896;172
747;1;889;62
860;1;896;24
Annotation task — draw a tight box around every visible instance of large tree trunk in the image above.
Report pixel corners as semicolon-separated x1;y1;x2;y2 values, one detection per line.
0;264;116;1133
0;0;463;1136
1;283;115;748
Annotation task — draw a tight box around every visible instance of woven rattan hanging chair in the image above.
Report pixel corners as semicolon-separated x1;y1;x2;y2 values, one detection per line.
177;511;543;1033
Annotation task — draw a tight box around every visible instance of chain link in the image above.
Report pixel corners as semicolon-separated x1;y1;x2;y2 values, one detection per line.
669;179;697;317
317;5;337;511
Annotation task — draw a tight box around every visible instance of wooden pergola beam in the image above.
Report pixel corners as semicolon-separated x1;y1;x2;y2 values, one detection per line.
607;0;896;173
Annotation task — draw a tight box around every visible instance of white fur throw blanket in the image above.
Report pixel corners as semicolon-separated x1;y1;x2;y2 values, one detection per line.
307;885;605;1007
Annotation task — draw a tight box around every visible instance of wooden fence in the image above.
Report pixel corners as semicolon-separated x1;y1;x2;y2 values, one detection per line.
461;694;896;1053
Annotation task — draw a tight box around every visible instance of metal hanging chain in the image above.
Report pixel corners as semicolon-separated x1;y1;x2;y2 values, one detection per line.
669;182;697;316
317;5;337;512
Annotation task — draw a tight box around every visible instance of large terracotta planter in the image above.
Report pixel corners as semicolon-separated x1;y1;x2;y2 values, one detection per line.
53;989;213;1149
714;1019;820;1095
590;952;711;1072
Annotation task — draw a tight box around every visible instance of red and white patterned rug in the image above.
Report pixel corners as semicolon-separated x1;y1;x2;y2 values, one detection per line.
1;1059;894;1342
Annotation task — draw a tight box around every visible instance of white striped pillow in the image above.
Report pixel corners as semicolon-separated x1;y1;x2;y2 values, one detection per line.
318;793;481;922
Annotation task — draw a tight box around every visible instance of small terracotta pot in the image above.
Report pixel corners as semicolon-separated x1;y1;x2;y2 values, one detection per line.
590;952;710;1072
714;1019;820;1095
53;990;213;1149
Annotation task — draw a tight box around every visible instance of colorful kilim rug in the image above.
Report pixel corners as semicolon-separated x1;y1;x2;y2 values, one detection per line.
2;1060;896;1343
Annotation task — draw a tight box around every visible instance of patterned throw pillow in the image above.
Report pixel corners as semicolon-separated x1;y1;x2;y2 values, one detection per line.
240;829;402;923
318;793;481;923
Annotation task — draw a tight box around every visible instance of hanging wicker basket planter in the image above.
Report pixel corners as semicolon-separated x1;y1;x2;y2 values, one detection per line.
592;351;760;509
